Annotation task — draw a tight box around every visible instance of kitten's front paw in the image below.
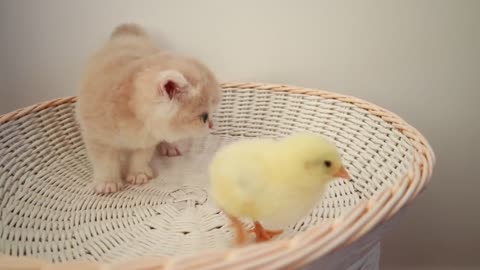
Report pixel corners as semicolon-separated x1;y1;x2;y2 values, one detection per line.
158;142;181;157
127;167;153;185
94;181;124;194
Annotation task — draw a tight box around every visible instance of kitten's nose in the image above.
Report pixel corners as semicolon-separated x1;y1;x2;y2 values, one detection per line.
208;120;213;129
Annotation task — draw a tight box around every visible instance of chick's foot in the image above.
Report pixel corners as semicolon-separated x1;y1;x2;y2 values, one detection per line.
249;221;283;242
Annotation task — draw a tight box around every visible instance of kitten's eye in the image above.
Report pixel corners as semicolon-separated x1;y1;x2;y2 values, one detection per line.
324;160;332;168
201;113;209;123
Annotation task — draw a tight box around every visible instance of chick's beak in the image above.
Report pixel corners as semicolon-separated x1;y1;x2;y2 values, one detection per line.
334;166;351;179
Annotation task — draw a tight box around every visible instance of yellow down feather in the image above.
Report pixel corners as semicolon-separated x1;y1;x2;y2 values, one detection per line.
209;133;350;227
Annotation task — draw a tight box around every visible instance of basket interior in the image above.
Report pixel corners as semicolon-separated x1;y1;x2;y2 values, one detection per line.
0;88;413;263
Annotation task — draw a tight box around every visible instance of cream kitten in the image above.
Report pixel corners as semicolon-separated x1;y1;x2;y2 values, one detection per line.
76;23;220;194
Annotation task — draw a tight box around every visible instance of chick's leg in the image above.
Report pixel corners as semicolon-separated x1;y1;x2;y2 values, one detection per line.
227;214;247;246
249;221;283;242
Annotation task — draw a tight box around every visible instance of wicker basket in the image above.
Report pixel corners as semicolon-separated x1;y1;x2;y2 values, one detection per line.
0;83;434;270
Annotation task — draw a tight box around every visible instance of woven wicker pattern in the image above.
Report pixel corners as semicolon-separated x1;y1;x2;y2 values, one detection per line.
0;83;434;269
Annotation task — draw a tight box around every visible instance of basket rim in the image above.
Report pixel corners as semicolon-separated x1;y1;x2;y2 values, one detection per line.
0;82;435;270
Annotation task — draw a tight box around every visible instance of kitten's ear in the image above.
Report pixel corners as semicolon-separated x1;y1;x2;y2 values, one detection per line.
157;70;188;100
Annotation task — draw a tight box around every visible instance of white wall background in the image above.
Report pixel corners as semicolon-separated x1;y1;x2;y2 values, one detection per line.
1;0;479;269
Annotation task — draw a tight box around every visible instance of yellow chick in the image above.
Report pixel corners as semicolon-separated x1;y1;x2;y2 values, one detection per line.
209;133;351;245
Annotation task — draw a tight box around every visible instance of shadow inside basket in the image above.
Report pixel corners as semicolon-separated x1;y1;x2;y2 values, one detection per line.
0;90;414;263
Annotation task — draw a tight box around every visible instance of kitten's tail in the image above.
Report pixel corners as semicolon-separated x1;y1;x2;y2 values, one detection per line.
111;23;146;39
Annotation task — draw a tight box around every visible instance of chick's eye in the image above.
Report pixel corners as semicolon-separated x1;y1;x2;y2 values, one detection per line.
324;160;332;168
201;113;209;123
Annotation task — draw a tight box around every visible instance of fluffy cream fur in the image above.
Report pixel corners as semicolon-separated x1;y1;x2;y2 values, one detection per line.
76;23;220;194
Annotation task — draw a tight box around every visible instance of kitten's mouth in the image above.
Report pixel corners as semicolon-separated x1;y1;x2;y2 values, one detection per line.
208;120;213;129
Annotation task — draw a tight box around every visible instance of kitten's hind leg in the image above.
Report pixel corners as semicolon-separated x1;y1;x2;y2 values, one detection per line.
127;147;155;185
157;141;181;157
86;141;125;194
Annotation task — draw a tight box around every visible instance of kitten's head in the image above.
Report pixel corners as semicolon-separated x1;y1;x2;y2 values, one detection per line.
131;53;221;142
